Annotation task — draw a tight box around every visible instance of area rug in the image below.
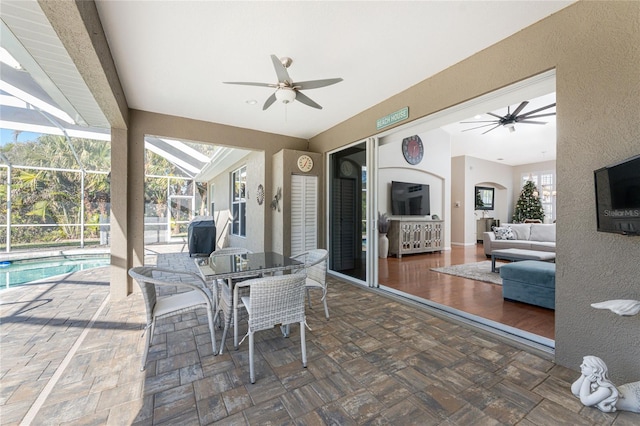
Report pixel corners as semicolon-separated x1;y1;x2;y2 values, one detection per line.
431;261;502;285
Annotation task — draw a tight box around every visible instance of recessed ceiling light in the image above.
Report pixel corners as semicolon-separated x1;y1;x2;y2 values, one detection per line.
246;99;257;105
474;114;482;119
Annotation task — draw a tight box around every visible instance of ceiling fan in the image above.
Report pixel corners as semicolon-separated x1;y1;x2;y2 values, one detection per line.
223;54;343;110
461;101;556;134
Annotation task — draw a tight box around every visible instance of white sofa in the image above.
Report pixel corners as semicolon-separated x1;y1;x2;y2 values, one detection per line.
483;223;556;257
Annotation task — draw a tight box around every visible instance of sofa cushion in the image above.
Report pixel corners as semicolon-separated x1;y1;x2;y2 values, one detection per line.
504;223;531;240
530;224;556;242
530;242;556;252
491;240;533;250
493;226;515;240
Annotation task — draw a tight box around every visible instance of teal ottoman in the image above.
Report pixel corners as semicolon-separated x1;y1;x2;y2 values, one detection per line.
499;260;555;309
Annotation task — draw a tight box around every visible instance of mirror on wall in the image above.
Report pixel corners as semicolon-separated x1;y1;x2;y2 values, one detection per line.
475;186;495;210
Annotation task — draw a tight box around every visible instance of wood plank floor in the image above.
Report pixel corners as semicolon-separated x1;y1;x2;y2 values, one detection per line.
378;244;555;340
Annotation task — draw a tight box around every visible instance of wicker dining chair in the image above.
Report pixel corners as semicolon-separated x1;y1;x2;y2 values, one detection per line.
236;273;308;383
291;249;329;319
128;266;217;370
206;247;254;354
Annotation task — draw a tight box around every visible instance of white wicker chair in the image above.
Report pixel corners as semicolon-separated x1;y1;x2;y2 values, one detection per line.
206;247;254;354
128;266;217;371
291;249;329;319
236;273;308;383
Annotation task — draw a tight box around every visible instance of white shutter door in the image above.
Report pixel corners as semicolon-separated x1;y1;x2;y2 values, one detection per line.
291;175;318;256
303;176;318;251
291;175;304;255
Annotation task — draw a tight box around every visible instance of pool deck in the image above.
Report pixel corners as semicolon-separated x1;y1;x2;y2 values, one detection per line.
1;246;638;424
0;247;111;262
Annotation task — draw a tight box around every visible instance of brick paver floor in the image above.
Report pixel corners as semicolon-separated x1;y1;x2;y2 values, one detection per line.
1;247;638;425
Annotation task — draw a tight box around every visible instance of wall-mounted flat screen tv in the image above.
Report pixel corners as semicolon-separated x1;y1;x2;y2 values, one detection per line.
594;154;640;235
391;181;430;216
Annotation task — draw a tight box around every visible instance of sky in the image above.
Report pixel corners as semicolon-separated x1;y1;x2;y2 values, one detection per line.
0;129;42;146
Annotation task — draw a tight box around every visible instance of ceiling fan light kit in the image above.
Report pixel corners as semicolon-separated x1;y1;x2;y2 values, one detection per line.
275;87;296;104
223;54;343;111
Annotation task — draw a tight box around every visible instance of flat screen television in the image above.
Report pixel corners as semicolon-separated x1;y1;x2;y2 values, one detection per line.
391;181;430;216
594;154;640;235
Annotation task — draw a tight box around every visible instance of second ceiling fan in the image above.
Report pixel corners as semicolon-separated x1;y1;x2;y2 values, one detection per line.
461;101;556;134
224;54;343;110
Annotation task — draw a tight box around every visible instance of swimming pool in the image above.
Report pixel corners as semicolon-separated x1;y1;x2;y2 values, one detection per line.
0;254;110;290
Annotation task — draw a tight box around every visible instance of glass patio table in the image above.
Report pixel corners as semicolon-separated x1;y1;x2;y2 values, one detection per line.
194;252;303;351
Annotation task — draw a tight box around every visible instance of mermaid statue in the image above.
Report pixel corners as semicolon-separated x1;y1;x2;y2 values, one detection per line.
571;355;640;413
573;299;640;413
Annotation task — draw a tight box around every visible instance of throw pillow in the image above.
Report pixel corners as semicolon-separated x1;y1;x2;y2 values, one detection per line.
493;226;515;240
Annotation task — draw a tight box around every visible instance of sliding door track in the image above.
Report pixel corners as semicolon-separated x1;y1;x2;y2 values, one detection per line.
378;285;555;359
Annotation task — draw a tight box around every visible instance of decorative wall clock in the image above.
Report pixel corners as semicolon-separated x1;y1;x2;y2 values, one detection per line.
297;154;314;172
256;184;265;205
340;160;355;177
401;135;424;165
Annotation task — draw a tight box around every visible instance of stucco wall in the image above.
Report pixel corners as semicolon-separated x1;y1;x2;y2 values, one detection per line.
309;1;640;381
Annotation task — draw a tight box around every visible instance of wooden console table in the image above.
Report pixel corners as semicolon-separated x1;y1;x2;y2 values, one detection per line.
388;218;444;258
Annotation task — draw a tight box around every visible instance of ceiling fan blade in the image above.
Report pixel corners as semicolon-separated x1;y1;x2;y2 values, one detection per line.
295;91;322;109
511;101;529;117
487;112;505;120
517;112;556;120
516;120;548;124
462;123;501;132
482;124;502;134
223;81;276;88
295;78;343;90
262;92;277;110
271;54;292;85
460;120;500;124
518;103;556;118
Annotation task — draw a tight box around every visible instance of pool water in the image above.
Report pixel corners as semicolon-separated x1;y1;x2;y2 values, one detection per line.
0;256;110;289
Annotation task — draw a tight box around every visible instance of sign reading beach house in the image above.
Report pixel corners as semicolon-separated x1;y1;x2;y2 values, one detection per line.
376;107;409;130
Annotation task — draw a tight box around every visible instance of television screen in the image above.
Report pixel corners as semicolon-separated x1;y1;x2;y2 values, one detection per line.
594;154;640;235
391;181;430;216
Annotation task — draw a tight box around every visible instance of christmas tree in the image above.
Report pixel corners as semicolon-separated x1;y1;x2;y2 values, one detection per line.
513;180;545;223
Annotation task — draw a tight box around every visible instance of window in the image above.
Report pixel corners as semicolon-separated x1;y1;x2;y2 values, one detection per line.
521;171;556;222
231;166;246;236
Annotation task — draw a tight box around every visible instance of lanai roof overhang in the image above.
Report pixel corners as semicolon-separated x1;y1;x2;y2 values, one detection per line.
1;49;251;180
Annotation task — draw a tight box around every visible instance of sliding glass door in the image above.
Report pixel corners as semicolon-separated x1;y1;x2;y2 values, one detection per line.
328;138;378;286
